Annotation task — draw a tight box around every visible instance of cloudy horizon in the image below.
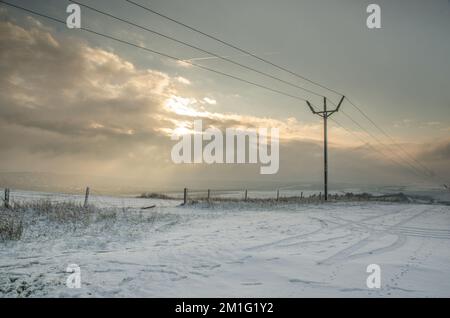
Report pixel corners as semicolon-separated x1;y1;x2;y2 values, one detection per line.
0;0;449;193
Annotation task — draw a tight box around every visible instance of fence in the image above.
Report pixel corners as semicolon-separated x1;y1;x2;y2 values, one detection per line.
140;187;377;205
2;186;412;210
0;187;177;210
177;188;332;205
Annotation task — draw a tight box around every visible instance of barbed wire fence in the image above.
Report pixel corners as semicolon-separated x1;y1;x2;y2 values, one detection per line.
1;184;416;212
142;187;381;205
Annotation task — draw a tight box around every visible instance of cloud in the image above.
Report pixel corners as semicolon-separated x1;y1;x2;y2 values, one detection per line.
176;60;192;68
0;19;332;152
203;97;217;105
393;118;413;128
418;139;450;161
0;18;448;188
0;19;179;177
425;121;441;126
176;76;191;85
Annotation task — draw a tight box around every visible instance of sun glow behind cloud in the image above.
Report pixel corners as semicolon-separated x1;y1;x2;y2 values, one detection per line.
2;13;447;187
161;95;360;148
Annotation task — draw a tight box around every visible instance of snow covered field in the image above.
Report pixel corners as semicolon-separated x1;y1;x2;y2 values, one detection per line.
1;189;450;297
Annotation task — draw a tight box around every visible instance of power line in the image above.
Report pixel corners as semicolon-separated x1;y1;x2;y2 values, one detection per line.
129;0;445;186
340;109;428;178
124;0;440;182
70;0;328;100
345;96;436;177
339;109;435;180
93;0;435;183
0;0;315;104
329;117;429;180
2;1;442;187
125;0;344;99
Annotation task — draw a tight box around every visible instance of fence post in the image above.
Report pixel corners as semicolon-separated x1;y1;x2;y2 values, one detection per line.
276;189;280;201
244;189;248;201
84;186;90;208
183;187;187;205
319;192;322;202
4;188;10;208
207;189;211;202
301;192;303;199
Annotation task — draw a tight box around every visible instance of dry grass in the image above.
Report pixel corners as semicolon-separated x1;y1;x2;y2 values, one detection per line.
0;200;170;242
20;201;94;223
0;201;116;241
184;192;415;205
138;192;173;200
0;209;23;241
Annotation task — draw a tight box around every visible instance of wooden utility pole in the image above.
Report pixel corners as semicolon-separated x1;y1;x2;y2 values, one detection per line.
4;188;10;208
84;187;90;208
307;96;345;201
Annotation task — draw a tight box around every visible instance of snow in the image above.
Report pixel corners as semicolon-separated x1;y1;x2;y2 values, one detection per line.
1;189;450;297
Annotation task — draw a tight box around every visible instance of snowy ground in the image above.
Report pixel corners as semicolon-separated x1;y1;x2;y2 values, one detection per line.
1;190;450;297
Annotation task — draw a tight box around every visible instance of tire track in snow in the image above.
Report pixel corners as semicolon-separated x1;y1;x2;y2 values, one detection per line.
244;205;410;253
243;217;329;252
318;206;435;265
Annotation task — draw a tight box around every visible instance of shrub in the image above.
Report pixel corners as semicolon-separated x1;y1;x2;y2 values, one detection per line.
138;192;172;200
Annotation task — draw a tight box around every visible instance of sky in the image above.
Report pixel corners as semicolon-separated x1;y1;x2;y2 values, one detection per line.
0;0;449;192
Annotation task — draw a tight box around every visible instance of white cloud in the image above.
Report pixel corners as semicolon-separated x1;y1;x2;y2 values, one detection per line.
393;118;414;128
176;60;192;68
203;97;217;105
176;76;191;85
